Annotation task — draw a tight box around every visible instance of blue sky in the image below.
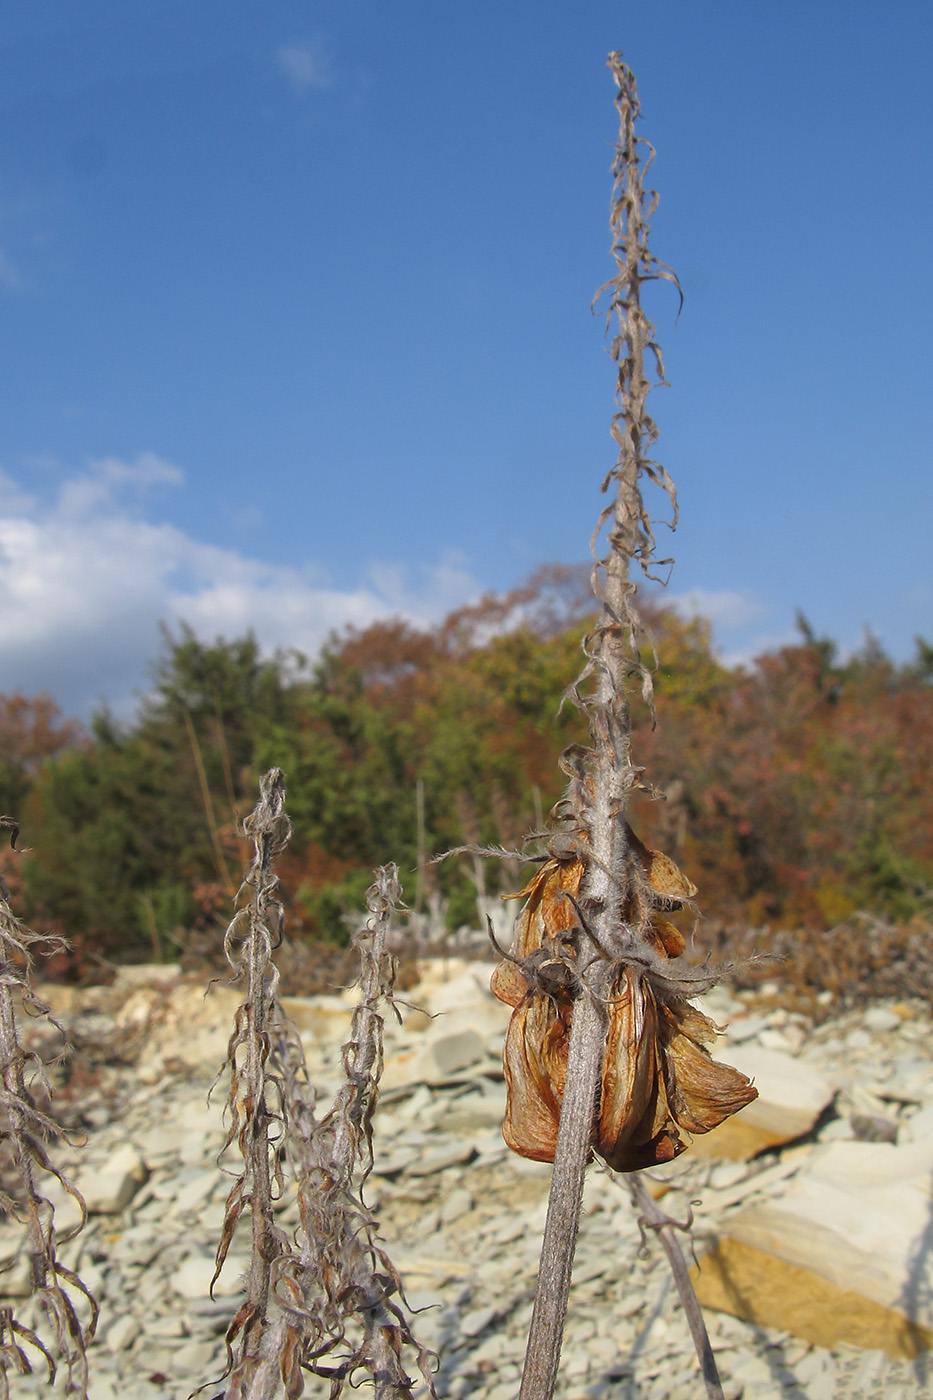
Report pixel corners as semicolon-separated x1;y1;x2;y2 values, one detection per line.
1;1;931;716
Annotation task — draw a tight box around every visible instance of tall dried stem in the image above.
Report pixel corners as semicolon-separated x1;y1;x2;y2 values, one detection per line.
572;50;682;917
213;775;432;1400
0;819;97;1399
513;54;733;1400
216;769;292;1396
245;866;434;1400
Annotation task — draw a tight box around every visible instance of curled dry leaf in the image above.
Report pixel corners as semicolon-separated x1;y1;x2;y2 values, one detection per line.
491;835;756;1172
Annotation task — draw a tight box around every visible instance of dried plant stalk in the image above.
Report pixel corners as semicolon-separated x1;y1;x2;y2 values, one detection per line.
494;55;754;1400
216;769;292;1396
214;775;432;1400
246;866;435;1400
0;818;97;1400
628;1175;724;1400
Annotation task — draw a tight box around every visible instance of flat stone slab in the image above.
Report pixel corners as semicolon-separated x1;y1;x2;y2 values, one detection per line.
692;1138;933;1356
692;1044;836;1159
79;1144;148;1214
406;1140;476;1175
279;994;354;1041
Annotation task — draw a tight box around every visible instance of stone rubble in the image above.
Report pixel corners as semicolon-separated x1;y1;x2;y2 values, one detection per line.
1;960;931;1399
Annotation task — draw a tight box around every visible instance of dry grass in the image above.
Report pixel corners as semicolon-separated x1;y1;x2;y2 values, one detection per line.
709;913;933;1018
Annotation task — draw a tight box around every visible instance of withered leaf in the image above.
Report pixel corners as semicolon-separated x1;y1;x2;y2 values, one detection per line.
626;823;697;908
658;998;758;1137
597;969;757;1171
597;968;677;1171
491;857;584;1008
500;992;569;1162
646;913;686;958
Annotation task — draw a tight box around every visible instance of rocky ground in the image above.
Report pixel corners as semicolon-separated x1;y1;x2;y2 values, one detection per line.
3;959;933;1400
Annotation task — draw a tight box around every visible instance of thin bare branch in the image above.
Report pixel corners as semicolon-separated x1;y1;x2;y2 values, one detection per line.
628;1175;725;1400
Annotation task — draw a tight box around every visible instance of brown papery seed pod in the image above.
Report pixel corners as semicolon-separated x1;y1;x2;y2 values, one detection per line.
491;838;756;1173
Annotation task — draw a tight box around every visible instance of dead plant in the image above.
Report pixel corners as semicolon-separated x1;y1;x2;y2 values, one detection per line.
483;54;756;1400
213;772;433;1400
0;818;97;1399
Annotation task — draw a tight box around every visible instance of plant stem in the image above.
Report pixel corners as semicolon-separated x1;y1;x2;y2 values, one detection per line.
628;1176;725;1400
517;961;609;1400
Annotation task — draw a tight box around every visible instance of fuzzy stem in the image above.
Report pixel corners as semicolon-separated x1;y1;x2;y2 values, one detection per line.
0;861;95;1397
517;963;610;1400
243;865;429;1400
518;50;697;1400
218;767;291;1393
244;932;274;1333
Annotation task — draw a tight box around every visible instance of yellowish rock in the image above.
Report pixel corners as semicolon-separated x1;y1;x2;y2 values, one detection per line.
691;1237;933;1357
691;1044;835;1159
691;1139;933;1356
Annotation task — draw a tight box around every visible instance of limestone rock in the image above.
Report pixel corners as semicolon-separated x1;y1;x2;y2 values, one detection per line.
382;1027;488;1088
112;963;183;991
692;1044;836;1159
692;1236;933;1359
0;1249;32;1299
106;1314;141;1352
408;961;511;1046
15;958;933;1400
172;1254;219;1301
692;1138;933;1356
406;1140;476;1175
417;1027;486;1078
79;1144;148;1214
279;994;353;1041
145;982;243;1070
863;1005;903;1034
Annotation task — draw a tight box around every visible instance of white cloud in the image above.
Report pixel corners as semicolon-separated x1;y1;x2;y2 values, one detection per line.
55;451;184;519
0;468;36;514
718;627;799;670
665;586;800;667
276;43;331;91
0;455;477;718
667;587;765;632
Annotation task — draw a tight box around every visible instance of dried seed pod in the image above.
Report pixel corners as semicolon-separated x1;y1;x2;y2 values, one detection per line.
597;968;757;1171
491;836;756;1172
500;991;569;1162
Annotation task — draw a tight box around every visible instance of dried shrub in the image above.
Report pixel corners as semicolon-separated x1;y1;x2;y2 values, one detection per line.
710;912;933;1015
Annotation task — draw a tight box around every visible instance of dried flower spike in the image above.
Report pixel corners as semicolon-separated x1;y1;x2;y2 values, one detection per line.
510;53;753;1400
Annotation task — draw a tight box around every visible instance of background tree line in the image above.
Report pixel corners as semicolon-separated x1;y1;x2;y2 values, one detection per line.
2;563;932;971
